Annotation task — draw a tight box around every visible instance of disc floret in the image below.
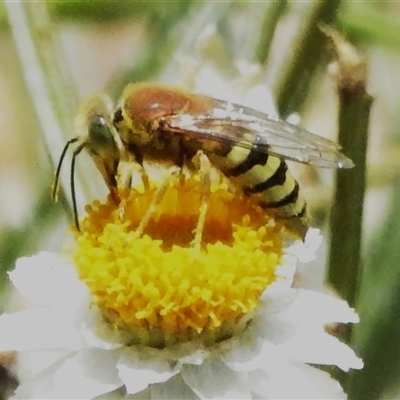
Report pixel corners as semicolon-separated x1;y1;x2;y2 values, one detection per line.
73;173;286;346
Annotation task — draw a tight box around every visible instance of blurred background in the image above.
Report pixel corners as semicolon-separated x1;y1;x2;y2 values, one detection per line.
0;1;400;399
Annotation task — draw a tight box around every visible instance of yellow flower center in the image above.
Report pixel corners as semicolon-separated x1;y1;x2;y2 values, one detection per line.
73;172;286;346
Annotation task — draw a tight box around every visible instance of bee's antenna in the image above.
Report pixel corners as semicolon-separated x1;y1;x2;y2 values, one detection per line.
71;143;85;231
52;137;80;202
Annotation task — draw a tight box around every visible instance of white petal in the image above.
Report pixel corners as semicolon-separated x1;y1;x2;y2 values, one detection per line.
9;252;88;307
14;349;123;399
263;288;359;328
299;289;359;324
277;328;363;371
181;357;250;399
259;284;299;316
274;255;297;287
12;354;69;399
222;338;276;373
250;362;347;399
177;347;208;366
0;309;82;351
77;306;127;350
224;287;362;373
150;373;199;400
51;348;123;398
16;350;76;386
117;347;179;395
286;228;323;263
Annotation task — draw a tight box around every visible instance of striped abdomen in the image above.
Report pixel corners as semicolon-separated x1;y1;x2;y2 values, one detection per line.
208;143;308;238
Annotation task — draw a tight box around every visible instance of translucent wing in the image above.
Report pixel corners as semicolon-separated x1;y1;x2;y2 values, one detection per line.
162;98;354;169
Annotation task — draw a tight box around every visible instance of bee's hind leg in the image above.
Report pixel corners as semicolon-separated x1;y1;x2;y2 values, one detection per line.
191;151;212;251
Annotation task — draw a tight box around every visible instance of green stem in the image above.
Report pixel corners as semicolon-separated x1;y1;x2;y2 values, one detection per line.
319;29;372;393
324;28;372;317
347;179;400;400
110;2;232;96
328;91;371;308
253;0;288;65
274;0;341;117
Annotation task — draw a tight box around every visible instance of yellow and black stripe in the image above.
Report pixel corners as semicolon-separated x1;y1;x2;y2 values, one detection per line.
209;143;308;238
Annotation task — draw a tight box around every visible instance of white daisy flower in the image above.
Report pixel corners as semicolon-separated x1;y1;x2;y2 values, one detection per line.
0;200;362;400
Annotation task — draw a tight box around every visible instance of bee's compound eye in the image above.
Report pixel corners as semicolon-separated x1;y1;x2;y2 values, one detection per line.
88;115;115;147
87;115;119;161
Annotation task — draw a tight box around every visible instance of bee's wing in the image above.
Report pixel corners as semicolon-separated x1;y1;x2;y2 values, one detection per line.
163;99;354;169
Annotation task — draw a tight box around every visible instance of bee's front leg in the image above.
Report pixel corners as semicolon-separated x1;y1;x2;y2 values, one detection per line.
117;160;148;191
134;166;180;238
116;149;149;222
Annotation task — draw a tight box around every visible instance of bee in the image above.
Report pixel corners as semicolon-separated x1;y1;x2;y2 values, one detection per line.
53;82;353;238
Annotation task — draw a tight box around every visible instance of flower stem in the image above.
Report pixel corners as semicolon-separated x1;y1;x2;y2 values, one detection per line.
110;1;232;96
253;0;288;65
274;0;341;117
324;28;372;312
347;170;400;400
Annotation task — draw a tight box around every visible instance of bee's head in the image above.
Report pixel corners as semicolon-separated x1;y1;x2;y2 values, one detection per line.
85;112;120;189
52;95;121;231
77;94;121;196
